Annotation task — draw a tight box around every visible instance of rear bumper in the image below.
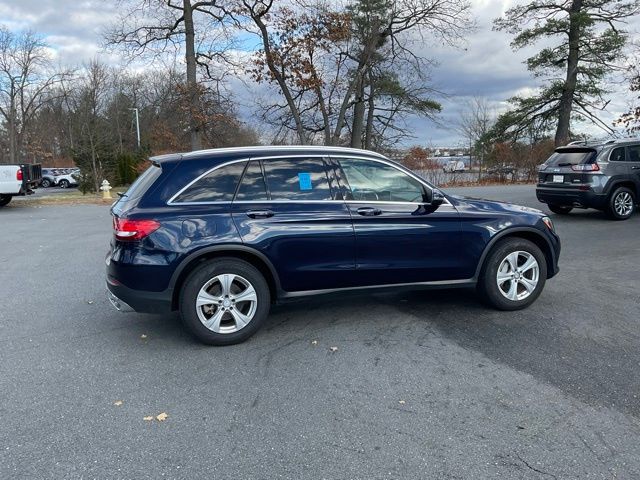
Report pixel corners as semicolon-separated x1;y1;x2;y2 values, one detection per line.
106;277;173;314
536;185;607;209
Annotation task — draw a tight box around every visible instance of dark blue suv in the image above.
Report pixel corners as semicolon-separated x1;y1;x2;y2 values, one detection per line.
106;146;560;345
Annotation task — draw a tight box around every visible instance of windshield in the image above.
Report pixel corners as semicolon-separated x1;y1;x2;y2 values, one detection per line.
545;150;595;167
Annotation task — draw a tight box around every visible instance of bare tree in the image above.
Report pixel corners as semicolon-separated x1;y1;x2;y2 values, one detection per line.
457;97;494;179
0;27;69;164
243;0;472;148
105;0;235;151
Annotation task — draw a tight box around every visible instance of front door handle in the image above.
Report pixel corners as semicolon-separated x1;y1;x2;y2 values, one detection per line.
246;210;274;219
356;206;382;216
631;166;640;170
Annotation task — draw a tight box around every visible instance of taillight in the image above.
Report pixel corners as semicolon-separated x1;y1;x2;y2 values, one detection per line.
16;169;23;181
113;217;160;241
571;163;600;172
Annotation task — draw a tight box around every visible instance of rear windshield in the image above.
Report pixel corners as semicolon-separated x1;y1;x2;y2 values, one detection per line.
545;150;596;167
117;163;161;207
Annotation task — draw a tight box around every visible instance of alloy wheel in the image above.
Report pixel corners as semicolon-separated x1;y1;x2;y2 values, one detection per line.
614;192;633;217
496;251;540;301
195;274;258;334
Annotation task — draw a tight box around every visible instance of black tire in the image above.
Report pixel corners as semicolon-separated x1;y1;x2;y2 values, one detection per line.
548;204;573;215
179;258;270;345
0;195;11;207
41;178;51;188
477;238;547;311
58;179;70;188
606;187;635;220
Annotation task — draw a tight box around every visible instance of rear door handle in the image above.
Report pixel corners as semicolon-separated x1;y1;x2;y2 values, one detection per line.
356;206;382;216
246;210;274;219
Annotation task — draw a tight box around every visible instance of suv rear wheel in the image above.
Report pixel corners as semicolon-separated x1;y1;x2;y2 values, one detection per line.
607;187;635;220
548;204;573;215
477;238;547;311
179;258;270;345
0;194;11;207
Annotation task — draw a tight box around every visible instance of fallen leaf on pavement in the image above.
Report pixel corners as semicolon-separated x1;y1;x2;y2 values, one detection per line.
143;416;154;421
156;412;168;422
311;340;318;345
113;400;123;406
398;400;406;405
329;346;338;352
140;334;147;339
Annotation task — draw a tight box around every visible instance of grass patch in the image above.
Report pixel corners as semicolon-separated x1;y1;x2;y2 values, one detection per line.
12;187;127;206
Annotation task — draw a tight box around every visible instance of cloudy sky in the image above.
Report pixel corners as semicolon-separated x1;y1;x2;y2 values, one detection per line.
1;0;638;147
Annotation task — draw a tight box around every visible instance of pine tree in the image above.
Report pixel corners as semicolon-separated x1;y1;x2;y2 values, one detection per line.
494;0;640;146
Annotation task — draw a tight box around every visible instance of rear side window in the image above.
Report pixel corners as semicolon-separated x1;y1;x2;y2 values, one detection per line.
173;162;245;203
235;161;268;201
627;145;640;162
262;158;333;201
546;150;595;167
609;147;626;162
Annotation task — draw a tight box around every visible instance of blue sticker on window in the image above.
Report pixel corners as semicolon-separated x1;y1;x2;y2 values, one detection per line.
298;172;312;190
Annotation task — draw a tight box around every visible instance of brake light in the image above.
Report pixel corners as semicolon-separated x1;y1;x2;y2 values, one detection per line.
16;169;23;181
113;217;160;241
571;163;600;172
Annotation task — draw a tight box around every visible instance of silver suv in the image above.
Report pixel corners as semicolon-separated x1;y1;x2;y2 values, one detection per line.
536;139;640;220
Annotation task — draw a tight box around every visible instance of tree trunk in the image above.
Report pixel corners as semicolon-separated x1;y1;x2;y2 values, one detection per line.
8;83;17;164
555;0;582;147
364;78;375;149
350;72;366;148
184;0;202;151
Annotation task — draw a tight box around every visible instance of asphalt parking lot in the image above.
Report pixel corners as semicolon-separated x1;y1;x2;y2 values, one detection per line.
1;185;639;479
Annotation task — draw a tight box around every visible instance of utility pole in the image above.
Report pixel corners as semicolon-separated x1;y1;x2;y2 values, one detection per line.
129;108;141;148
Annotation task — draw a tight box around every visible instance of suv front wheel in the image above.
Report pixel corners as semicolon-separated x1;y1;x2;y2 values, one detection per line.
179;258;271;345
477;238;547;311
607;187;635;220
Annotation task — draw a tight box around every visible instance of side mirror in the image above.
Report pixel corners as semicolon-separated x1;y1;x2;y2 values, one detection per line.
430;189;445;207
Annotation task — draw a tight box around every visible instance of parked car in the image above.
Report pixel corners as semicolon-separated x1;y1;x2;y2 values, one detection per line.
0;163;42;207
106;146;560;345
41;168;60;188
55;169;79;188
487;164;516;176
442;160;466;173
536;139;640;220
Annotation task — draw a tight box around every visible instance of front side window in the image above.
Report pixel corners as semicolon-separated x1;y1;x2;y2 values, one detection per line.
262;158;333;201
337;158;427;203
173;162;245;203
609;147;626;162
